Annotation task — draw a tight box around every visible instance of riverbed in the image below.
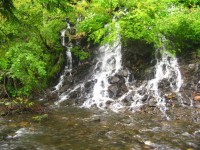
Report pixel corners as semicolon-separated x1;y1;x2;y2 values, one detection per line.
0;105;200;150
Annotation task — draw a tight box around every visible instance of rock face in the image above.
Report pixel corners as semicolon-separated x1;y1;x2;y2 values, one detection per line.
50;37;200;120
0;84;6;98
107;71;129;99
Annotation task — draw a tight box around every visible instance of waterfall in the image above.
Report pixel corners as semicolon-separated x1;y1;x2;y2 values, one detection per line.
82;38;122;109
139;46;183;117
54;25;73;91
61;29;66;47
106;43;183;117
82;38;183;117
55;24;183;118
54;47;72;91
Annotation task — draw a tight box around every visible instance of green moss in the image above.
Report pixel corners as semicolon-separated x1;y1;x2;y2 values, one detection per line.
32;114;48;122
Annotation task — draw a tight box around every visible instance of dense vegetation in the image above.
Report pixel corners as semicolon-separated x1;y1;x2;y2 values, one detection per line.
0;0;200;100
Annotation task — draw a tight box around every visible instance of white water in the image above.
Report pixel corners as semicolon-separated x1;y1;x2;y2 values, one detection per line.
82;39;183;117
55;34;183;117
140;46;183;117
56;25;183;117
82;38;122;109
114;45;183;116
61;29;66;46
54;27;73;91
54;47;72;91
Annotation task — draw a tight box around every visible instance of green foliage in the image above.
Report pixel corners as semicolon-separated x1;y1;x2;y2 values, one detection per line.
0;98;35;115
0;0;16;20
5;42;46;96
0;0;71;97
1;0;200;98
72;0;200;52
71;46;90;60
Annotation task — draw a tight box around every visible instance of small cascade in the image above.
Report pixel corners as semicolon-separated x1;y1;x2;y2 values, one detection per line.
112;44;183;117
55;25;184;118
54;24;73;91
61;29;66;47
54;47;72;91
139;46;183;117
82;39;183;118
82;38;122;108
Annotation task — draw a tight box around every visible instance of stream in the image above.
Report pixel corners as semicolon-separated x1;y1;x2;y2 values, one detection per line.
1;22;199;150
1;105;200;150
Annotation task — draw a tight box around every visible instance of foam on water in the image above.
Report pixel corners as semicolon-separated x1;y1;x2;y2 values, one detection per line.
82;39;122;109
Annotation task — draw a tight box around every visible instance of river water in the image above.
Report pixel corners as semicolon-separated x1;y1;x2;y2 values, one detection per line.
1;105;200;150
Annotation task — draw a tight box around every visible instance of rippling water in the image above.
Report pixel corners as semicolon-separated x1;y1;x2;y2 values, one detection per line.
0;106;200;150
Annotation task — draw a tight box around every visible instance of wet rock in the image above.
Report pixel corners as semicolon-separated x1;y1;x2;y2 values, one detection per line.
68;87;81;99
144;66;155;80
164;93;177;100
124;94;133;101
84;80;95;93
108;85;118;98
108;76;120;84
117;84;128;97
60;85;70;93
141;95;148;102
44;89;58;101
105;100;113;106
158;79;170;89
148;98;157;107
74;98;86;106
182;83;193;90
138;88;146;95
127;73;134;83
117;69;129;77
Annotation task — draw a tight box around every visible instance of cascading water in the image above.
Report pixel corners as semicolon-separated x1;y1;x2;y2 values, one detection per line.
54;26;73;91
126;45;183;117
61;29;66;47
82;38;183;118
82;37;122;109
56;24;183;118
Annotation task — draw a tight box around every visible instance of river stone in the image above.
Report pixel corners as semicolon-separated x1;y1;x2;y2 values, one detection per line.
148;98;157;107
108;76;120;84
164;93;176;100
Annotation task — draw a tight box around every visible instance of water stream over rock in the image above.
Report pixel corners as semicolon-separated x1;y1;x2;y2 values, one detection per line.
54;25;73;91
56;34;186;120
